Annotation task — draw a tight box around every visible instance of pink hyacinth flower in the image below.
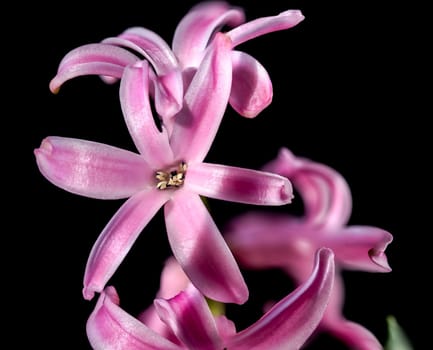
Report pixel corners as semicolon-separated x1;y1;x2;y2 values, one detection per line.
35;35;293;305
86;248;335;350
49;1;304;124
225;147;393;350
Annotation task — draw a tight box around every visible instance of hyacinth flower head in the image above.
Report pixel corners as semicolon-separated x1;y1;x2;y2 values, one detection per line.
87;248;335;350
36;1;305;305
224;147;393;349
35;34;294;305
49;1;304;128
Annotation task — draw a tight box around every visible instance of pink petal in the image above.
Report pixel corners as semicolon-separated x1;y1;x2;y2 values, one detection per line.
215;315;237;341
263;147;352;229
226;248;335;350
229;51;273;118
152;68;184;122
172;1;245;68
34;136;153;199
170;33;232;163
225;212;317;274
83;189;170;300
320;274;383;350
138;257;190;338
323;319;383;350
185;162;293;205
325;225;393;272
106;30;184;118
154;285;223;350
157;257;191;299
164;190;248;304
120;61;174;167
227;10;305;47
86;286;182;350
49;43;139;93
108;28;178;73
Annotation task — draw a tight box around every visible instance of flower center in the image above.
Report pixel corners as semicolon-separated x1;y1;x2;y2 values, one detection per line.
156;162;187;190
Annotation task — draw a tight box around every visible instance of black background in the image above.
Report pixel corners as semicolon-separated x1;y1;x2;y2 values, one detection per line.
17;0;427;348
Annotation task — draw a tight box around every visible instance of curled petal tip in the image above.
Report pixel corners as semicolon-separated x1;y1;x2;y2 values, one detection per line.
281;179;294;203
50;86;60;95
214;31;233;47
83;286;97;301
39;137;52;151
280;9;305;23
49;78;61;94
318;246;335;261
231;285;249;305
369;248;392;272
34;138;53;159
370;230;393;271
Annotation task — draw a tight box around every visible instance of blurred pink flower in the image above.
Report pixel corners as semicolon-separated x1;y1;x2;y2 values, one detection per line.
225;147;393;349
49;1;304;125
87;248;335;350
35;35;293;305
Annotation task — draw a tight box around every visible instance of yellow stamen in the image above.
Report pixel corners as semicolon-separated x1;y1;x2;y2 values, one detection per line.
156;162;187;190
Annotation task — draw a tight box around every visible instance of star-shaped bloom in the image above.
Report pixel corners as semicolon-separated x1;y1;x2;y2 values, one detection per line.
49;1;304;126
86;248;335;350
224;147;393;349
35;35;293;305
